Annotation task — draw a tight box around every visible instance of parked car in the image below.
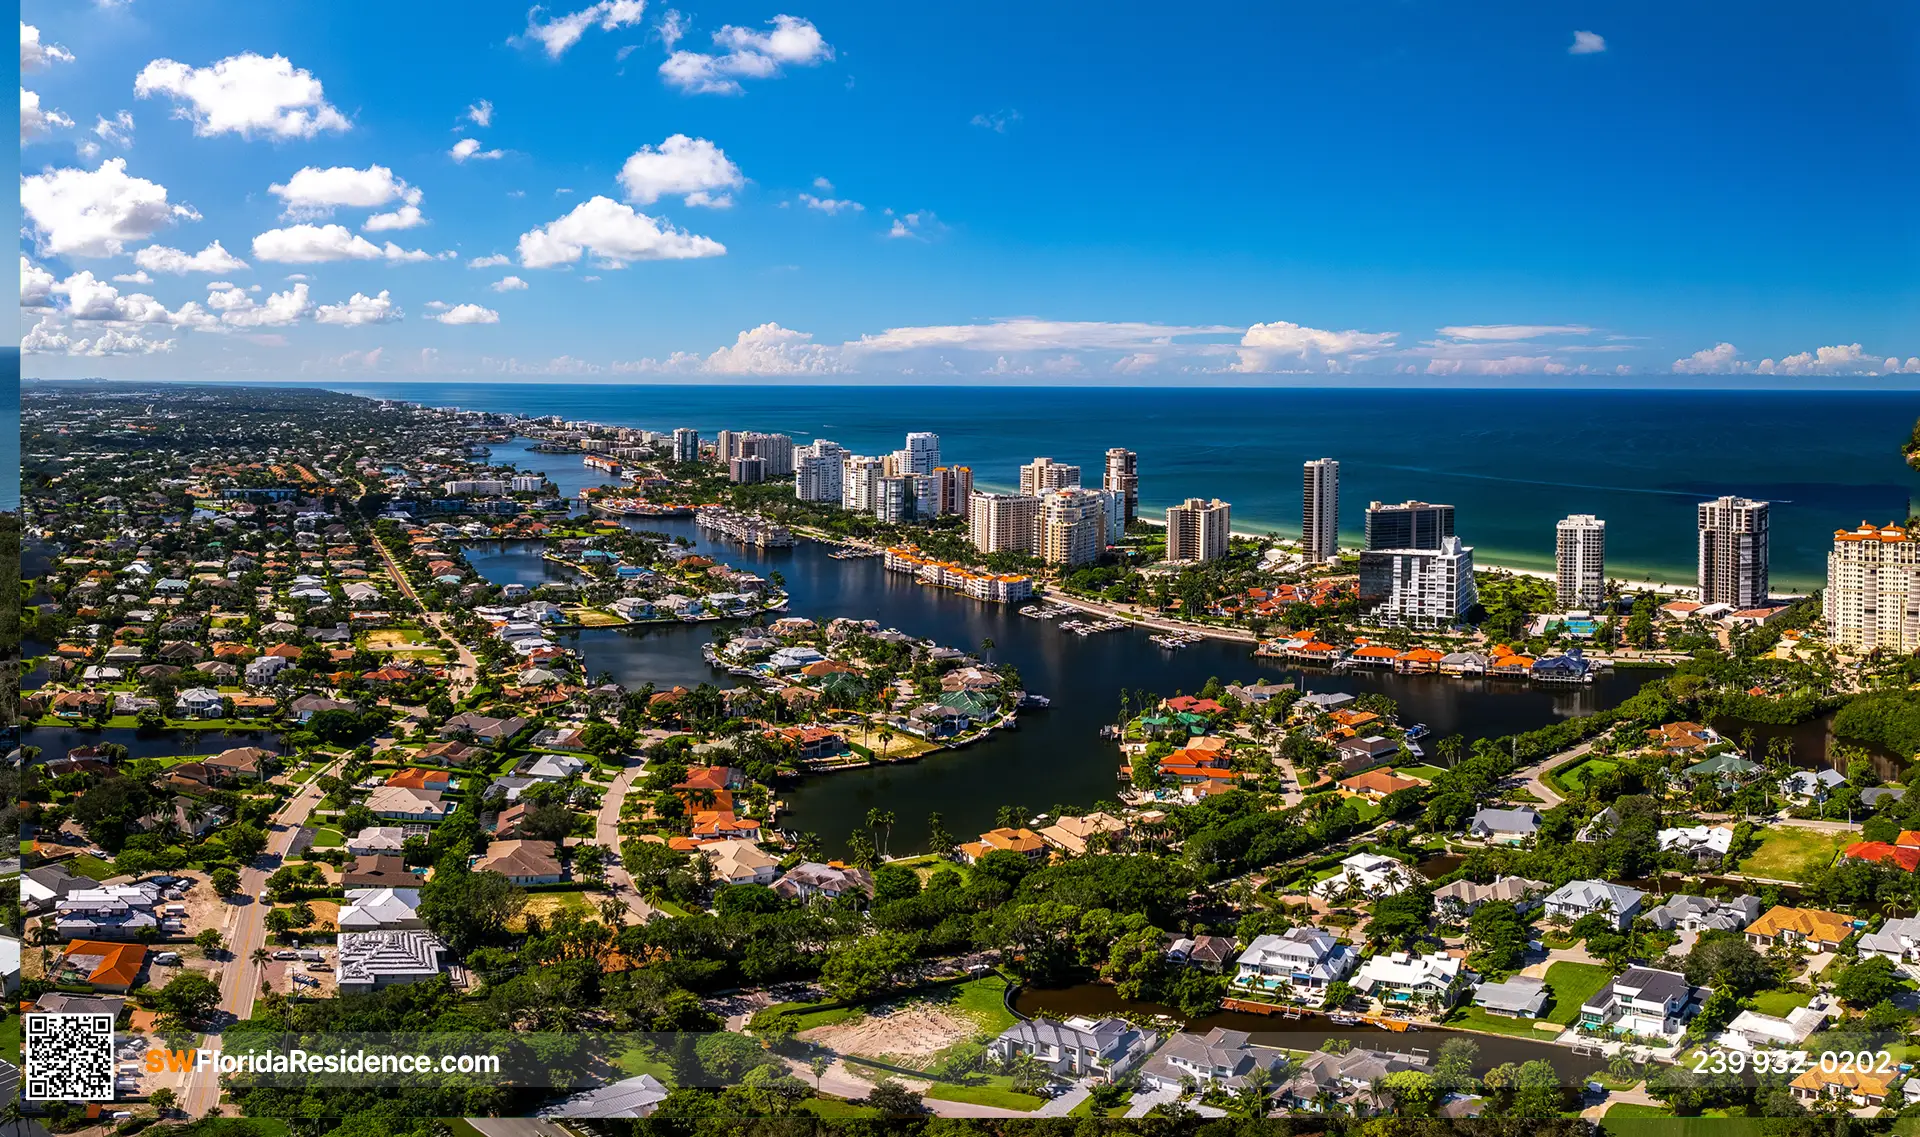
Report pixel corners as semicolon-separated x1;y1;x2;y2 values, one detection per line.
305;961;330;972
272;949;298;960
297;949;325;962
153;952;182;966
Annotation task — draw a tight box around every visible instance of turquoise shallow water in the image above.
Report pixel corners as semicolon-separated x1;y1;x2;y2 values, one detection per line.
326;382;1917;589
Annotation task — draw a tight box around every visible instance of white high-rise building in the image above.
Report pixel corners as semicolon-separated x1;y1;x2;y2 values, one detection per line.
794;439;847;473
671;428;700;465
925;466;973;515
1698;496;1770;609
1556;514;1607;610
510;475;547;493
1019;457;1081;496
1826;522;1920;653
1358;536;1478;629
969;492;1041;555
795;453;844;503
898;432;942;477
1038;489;1108;567
876;476;914;522
1302;458;1340;563
1166;497;1231;563
740;432;793;472
1093;487;1125;546
1103;448;1139;527
842;456;884;514
715;429;742;463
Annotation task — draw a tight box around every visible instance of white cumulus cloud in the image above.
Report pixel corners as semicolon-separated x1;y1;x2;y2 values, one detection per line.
1232;320;1398;372
1672;342;1741;374
209;281;315;327
20;257;57;307
315;290;401;325
435;303;500;325
450;137;504;163
134;241;249;275
270;165;422;217
135;53;351;139
490;275;529;291
251;224;433;263
1569;30;1606;55
469;254;511;268
21;88;74;140
659;14;832;95
516;196;725;268
21;159;195;257
617;134;743;207
799;193;861;214
21;23;74;71
521;0;646;59
467;99;493;127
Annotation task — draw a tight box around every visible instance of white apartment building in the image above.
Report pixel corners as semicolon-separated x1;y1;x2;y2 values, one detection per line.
794;452;844;503
443;479;510;495
1556;513;1607;609
1019;457;1081;495
1166;497;1231;562
509;475;546;493
1039;489;1108;566
1698;495;1770;608
1825;522;1920;653
969;492;1041;555
841;456;883;514
897;431;942;476
792;438;847;473
1103;448;1139;526
876;475;915;523
1357;535;1477;629
1303;458;1339;563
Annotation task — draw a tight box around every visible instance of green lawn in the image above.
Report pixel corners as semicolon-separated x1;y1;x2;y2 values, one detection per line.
1749;988;1813;1016
69;854;117;880
1554;758;1619;795
1448;1005;1567;1038
1736;827;1850;882
1394;764;1448;781
752;973;1016;1037
310;827;344;848
0;1013;19;1064
613;1042;675;1084
1544;961;1616;1026
801;1098;881;1118
1602;1110;1774;1137
923;1078;1045;1112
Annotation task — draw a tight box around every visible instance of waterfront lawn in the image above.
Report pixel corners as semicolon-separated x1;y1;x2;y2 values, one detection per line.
1553;757;1618;796
1737;828;1850;882
1394;764;1448;782
1448;1005;1566;1038
1749;988;1813;1016
923;1076;1045;1112
1544;961;1616;1026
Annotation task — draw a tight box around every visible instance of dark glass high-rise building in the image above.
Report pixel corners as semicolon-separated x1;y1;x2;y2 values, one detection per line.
1364;500;1455;550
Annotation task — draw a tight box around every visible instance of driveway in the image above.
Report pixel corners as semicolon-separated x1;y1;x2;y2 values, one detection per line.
594;754;655;923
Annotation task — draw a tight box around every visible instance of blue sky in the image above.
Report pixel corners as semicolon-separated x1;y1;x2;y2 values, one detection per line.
16;0;1920;382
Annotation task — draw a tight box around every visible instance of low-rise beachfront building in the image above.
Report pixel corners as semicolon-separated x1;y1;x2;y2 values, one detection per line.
1229;927;1358;1000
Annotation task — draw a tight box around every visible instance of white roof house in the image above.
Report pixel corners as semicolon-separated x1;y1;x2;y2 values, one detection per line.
1352;951;1465;1006
1311;853;1416;899
1858;916;1920;964
1658;824;1735;859
524;753;588;781
346;826;411;856
337;887;424;931
1230;927;1358;997
1717;998;1833;1052
1542;879;1646;931
336;930;448;994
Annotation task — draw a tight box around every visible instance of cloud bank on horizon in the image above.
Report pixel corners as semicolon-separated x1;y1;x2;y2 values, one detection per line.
16;3;1918;380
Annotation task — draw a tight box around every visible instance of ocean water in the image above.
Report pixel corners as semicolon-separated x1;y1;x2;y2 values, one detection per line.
326;383;1919;588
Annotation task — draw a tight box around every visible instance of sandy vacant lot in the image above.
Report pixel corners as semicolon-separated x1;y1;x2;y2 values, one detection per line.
798;1002;980;1068
364;627;429;649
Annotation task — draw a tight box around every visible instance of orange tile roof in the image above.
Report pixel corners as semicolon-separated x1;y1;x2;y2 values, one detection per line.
63;940;146;988
1745;905;1852;944
1792;1066;1895;1097
1340;769;1424;795
1844;842;1920;871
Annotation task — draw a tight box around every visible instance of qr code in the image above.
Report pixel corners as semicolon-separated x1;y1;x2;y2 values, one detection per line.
25;1013;116;1101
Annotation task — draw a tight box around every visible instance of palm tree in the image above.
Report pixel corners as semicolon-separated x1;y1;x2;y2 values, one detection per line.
809;1054;829;1092
251;947;270;969
980;637;995;663
866;809;897;859
877;726;896;759
795;831;823;861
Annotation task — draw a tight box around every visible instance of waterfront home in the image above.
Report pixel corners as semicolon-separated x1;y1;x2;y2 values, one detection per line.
770;861;872;901
1541;880;1645;931
338;887;424;931
1744;906;1853;951
1472;975;1549;1018
1338;769;1425;801
765;646;826;672
1437;651;1487;675
699;839;780;886
1716;997;1832;1053
1167;934;1235;972
336;930;449;995
365;785;449;822
1646;894;1762;935
1779;769;1846;801
1530;648;1591;682
1842;841;1920;871
473;839;564;885
1681;752;1763;787
1335;735;1401;775
1580;967;1707;1041
1790;1067;1894;1109
957;827;1047;863
1352;950;1466;1008
290;695;358;722
1037;812;1129;855
1858;916;1920;964
1278;1047;1435;1113
1649;721;1718;757
1467;806;1541;845
776;725;846;761
1657;824;1735;863
1435;876;1545;921
1312;853;1416;900
988;1016;1155;1082
1230;927;1358;999
1138;1028;1289;1093
175;687;225;718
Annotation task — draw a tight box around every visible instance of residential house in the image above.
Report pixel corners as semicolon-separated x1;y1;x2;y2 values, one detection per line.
1339;769;1425;801
987;1016;1155;1081
1791;1067;1895;1109
1658;824;1736;863
770;861;873;901
335;930;449;994
1646;894;1763;935
1541;880;1646;931
345;826;411;856
1473;976;1550;1018
538;1073;669;1120
957;827;1047;863
54;883;168;941
57;941;148;993
206;746;272;783
1278;1048;1435;1114
289;695;358;722
523;753;588;781
175;687;225;719
338;887;425;931
473;839;564;885
440;712;529;745
1352;951;1467;1008
700;839;780;886
1435;876;1546;921
1581;967;1707;1040
1037;812;1129;855
1779;769;1846;801
1859;916;1920;964
1717;997;1833;1053
1467;807;1542;845
1138;1028;1289;1093
365;785;449;822
1229;927;1358;1000
1311;852;1416;899
343;855;415;888
1744;906;1853;951
1335;735;1402;774
385;767;453;793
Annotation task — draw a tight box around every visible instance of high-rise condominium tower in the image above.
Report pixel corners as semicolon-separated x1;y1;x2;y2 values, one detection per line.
1302;458;1340;562
1697;496;1770;609
1103;448;1139;527
1019;457;1081;496
1166;497;1231;562
1556;514;1607;610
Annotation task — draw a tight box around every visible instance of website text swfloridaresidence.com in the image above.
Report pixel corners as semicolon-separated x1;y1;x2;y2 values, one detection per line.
147;1047;502;1078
